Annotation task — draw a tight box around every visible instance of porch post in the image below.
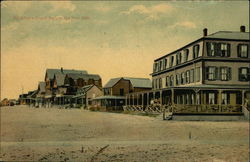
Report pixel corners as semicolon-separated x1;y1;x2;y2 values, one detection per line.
142;93;144;107
128;95;130;106
85;94;88;108
242;90;245;106
160;90;162;105
137;94;139;106
132;95;134;106
147;92;149;106
218;89;222;112
125;95;127;106
171;89;174;105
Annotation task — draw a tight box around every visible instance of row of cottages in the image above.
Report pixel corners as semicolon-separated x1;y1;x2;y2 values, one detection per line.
124;26;250;119
19;68;103;108
92;77;152;111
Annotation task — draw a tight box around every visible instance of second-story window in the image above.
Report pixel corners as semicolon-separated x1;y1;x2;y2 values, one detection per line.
238;44;249;58
159;78;162;89
181;72;185;84
193;44;200;59
165;76;169;87
186;70;190;84
195;67;201;82
207;42;230;57
170;75;174;87
220;67;231;81
190;69;194;83
176;74;181;85
239;67;249;81
206;67;217;81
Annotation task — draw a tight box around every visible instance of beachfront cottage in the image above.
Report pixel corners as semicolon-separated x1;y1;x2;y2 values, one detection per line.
92;77;151;111
44;68;88;106
72;84;103;108
124;26;250;120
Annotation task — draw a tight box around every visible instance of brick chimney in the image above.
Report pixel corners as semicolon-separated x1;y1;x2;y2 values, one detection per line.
61;67;63;73
203;28;208;37
240;25;245;32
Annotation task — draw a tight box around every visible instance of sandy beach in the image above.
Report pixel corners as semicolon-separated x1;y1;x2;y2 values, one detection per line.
0;105;249;161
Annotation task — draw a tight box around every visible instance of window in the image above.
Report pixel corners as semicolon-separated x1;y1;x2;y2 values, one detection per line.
159;78;162;89
196;67;201;82
165;76;169;87
183;49;189;62
222;93;230;105
181;72;185;84
186;70;190;84
176;52;182;65
220;67;231;81
190;69;194;83
176;74;181;85
206;67;217;81
170;75;174;86
120;89;124;96
208;93;215;104
207;42;216;56
155;78;158;89
159;61;162;71
169;56;174;67
239;67;249;81
163;58;167;70
165;58;168;69
238;44;249;58
220;43;230;57
193;45;200;59
207;42;230;57
153;63;157;72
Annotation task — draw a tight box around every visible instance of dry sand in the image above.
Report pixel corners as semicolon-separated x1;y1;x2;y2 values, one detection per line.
0;105;249;161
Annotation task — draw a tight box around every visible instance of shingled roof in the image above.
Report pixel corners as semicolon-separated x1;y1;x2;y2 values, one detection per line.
66;73;101;80
205;31;249;40
104;77;152;88
46;68;88;80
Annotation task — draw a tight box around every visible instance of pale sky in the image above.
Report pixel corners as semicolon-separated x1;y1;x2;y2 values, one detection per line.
1;1;249;99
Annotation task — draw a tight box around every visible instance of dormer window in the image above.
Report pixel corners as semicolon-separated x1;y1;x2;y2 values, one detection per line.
169;56;174;67
193;45;200;59
176;52;182;65
183;49;189;62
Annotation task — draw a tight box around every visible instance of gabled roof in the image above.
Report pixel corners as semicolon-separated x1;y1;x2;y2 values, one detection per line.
66;73;101;80
54;73;66;86
46;68;88;80
205;31;249;40
38;82;46;93
104;77;152;88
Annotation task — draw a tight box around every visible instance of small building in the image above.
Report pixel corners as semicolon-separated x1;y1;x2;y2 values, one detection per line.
72;84;103;108
92;77;151;111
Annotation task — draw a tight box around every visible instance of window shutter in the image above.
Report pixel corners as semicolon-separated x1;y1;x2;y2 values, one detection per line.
237;45;240;57
248;68;250;81
205;67;209;80
206;42;211;56
238;68;242;81
227;44;231;57
215;67;219;80
228;67;232;80
216;43;221;56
